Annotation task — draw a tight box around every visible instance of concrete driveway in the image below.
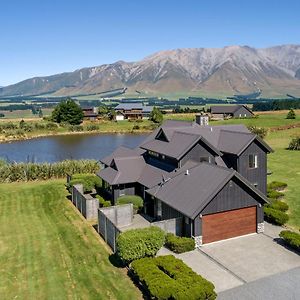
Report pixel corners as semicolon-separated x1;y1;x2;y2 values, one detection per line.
158;223;300;294
200;233;300;283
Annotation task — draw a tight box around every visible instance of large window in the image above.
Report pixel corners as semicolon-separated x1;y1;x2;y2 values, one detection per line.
249;154;258;169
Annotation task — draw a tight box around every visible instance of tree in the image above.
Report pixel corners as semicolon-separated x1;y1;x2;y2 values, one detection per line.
286;109;296;119
51;99;84;125
98;105;109;116
149;107;163;123
38;109;43;118
247;126;268;139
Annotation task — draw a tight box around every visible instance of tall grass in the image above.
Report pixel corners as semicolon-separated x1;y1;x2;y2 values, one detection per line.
0;159;100;182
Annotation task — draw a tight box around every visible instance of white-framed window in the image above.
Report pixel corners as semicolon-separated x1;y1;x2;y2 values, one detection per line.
249;154;258;169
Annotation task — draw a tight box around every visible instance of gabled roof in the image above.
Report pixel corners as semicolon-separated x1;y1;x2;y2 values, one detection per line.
141;131;222;159
146;163;268;219
98;156;145;185
211;105;253;115
114;103;153;112
100;146;141;166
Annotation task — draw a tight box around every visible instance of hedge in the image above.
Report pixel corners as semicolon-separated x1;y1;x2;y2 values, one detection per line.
131;255;216;300
267;181;287;191
279;230;300;251
116;227;165;264
0;160;100;183
264;206;289;226
67;173;102;193
267;188;284;200
117;195;143;213
96;195;111;207
268;200;289;212
165;233;195;253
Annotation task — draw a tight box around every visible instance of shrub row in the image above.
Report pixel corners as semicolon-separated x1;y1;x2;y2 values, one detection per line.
116;226;165;264
267;181;287;191
96;195;111;207
131;255;216;300
165;233;195;253
0;160;100;182
267;200;289;212
264;207;289;226
279;230;300;251
267;188;284;200
67;173;102;193
116;195;143;213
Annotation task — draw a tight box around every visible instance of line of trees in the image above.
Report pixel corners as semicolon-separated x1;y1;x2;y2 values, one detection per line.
253;99;300;111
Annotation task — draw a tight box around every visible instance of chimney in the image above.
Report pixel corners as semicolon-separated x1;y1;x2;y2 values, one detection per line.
195;113;209;126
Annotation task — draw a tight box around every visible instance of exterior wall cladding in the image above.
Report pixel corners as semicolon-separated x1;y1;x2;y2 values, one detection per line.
233;107;253;118
180;141;216;166
193;177;263;237
238;140;267;195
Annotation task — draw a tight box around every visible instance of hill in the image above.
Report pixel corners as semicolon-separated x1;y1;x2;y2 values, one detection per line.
1;45;300;98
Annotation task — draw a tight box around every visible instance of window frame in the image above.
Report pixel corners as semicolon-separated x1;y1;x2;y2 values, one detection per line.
248;153;258;169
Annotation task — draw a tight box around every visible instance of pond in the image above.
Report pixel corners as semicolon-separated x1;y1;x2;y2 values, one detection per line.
0;133;148;163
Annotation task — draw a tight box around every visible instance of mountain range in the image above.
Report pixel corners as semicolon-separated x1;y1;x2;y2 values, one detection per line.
1;45;300;98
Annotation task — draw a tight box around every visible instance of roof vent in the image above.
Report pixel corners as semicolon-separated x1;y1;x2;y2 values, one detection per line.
210;127;213;132
185;169;190;175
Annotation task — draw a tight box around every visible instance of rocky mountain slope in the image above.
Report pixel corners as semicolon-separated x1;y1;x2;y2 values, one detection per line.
1;45;300;98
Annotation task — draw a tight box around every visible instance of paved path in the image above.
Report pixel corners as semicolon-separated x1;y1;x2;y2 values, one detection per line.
218;267;300;300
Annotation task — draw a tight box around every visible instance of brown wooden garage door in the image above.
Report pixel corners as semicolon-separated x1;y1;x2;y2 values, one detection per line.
202;206;257;244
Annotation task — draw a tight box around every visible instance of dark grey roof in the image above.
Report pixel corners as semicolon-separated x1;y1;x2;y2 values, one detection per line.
139;121;272;156
115;103;153;112
141;128;222;159
98;156;145;185
211;105;253;114
100;146;141;166
146;163;268;219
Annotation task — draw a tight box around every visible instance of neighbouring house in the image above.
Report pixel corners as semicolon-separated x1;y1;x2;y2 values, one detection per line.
114;103;153;120
97;116;273;245
210;105;254;119
82;107;98;121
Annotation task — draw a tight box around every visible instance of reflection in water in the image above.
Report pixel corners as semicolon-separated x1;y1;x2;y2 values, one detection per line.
0;133;148;163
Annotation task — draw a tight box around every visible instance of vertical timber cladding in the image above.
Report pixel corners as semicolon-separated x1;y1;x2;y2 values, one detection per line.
202;206;257;244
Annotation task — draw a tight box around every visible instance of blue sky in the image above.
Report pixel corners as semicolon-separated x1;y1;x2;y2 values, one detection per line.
1;0;299;86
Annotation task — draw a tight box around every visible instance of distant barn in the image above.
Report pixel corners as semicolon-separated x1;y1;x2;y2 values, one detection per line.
210;105;254;119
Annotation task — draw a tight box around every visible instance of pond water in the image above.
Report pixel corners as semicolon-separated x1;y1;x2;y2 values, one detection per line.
0;133;148;163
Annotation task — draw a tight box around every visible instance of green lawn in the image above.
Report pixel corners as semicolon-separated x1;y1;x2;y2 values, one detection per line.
0;180;140;299
266;128;300;230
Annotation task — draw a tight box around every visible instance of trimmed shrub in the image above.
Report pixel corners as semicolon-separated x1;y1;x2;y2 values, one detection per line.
287;137;300;150
116;227;165;264
117;195;143;213
267;188;284;200
268;181;287;191
264;206;289;225
86;124;100;131
131;255;216;300
68;173;102;193
96;195;111;207
286;109;296;119
68;125;84;132
279;230;300;251
268;200;289;212
165;233;195;253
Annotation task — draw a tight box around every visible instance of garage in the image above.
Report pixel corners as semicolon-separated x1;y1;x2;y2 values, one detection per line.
202;206;257;244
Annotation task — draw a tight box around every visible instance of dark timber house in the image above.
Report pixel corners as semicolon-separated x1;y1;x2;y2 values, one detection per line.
210;105;254;119
97;117;273;245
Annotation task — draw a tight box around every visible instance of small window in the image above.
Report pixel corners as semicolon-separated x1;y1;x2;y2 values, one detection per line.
149;150;159;158
200;157;211;163
161;154;165;159
239;113;242;117
157;200;162;217
229;180;233;187
249;154;258;168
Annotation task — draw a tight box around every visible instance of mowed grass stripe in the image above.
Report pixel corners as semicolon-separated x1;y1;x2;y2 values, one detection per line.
0;180;140;299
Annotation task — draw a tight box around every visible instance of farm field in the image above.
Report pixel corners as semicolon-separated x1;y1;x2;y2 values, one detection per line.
0;108;53;119
0;180;140;299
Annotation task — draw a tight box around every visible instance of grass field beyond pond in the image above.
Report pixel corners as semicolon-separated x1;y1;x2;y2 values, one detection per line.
0;180;140;299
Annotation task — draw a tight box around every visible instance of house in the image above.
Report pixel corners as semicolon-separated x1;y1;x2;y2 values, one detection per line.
82;107;98;121
210;105;254;119
114;103;153;120
97;116;273;245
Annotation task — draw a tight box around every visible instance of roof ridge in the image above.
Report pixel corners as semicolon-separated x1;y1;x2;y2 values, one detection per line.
219;128;253;135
